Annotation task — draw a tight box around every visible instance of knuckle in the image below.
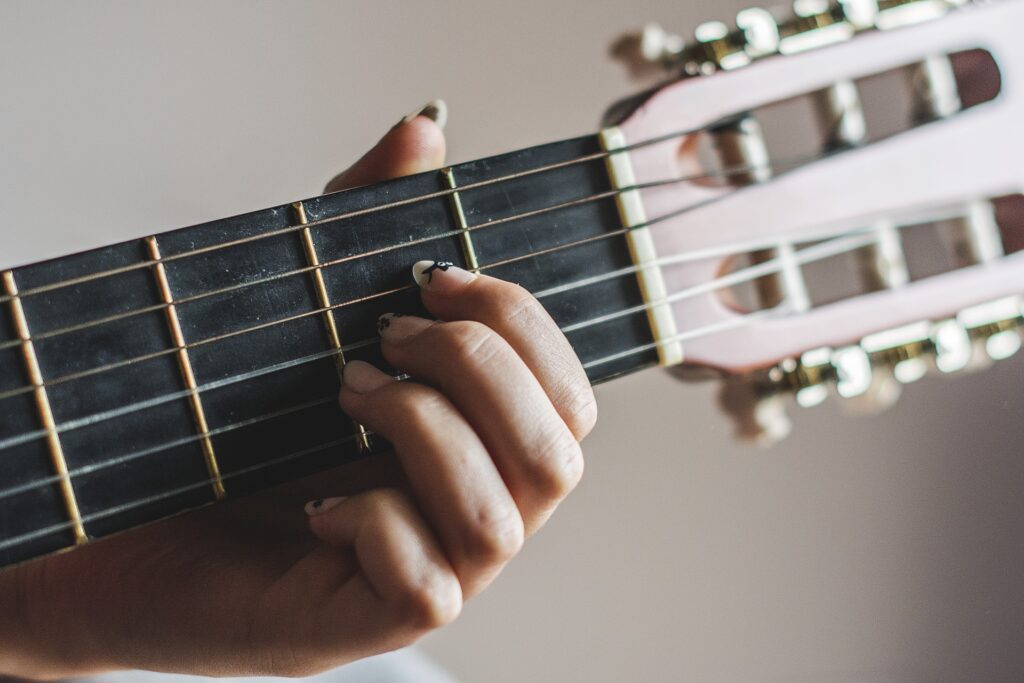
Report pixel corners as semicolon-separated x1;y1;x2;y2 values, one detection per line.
393;570;463;632
435;321;504;367
569;390;598;439
460;503;525;567
390;385;451;435
363;487;413;520
500;285;545;327
526;427;585;500
553;379;598;440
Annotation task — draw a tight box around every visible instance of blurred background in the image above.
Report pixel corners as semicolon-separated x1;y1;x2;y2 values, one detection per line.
1;2;1021;681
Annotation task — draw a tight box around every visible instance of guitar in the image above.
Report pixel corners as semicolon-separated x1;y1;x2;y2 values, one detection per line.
0;0;1020;572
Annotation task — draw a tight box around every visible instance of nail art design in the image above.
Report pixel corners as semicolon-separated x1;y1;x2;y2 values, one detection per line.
304;496;347;516
376;312;405;335
421;261;453;284
399;99;448;129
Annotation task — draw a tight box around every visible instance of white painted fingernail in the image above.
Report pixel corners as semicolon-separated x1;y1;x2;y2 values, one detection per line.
305;497;346;516
412;260;475;291
400;99;447;130
341;360;393;394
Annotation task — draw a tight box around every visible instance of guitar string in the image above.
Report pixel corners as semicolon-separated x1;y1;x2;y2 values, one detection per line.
0;214;888;456
1;191;976;456
0;303;789;555
0;227;893;504
0;122;725;307
0;147;830;356
0;149;840;404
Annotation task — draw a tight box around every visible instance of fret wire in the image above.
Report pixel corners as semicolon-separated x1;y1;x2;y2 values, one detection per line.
0;122;715;307
0;298;786;555
0;227;894;465
441;167;480;272
145;237;227;500
2;271;88;544
0;148;837;357
293;201;372;452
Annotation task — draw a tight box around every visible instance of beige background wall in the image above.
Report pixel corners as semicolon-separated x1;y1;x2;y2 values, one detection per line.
1;2;1021;681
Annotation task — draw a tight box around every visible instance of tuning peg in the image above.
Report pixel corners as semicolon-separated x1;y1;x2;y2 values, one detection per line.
931;319;973;373
718;374;793;445
839;0;881;29
609;23;685;80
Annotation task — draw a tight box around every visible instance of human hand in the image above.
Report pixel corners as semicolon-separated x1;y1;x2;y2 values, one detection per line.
0;103;596;679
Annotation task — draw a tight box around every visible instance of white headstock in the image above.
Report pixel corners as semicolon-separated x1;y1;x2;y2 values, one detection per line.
606;0;1024;440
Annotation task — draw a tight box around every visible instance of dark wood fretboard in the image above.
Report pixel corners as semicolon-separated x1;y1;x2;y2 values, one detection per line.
0;134;661;568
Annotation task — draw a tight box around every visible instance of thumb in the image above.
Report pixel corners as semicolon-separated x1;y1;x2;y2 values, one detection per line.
325;100;448;193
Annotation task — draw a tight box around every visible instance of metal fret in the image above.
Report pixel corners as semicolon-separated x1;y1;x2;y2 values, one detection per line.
441;168;481;272
145;237;226;500
2;270;88;543
292;201;371;452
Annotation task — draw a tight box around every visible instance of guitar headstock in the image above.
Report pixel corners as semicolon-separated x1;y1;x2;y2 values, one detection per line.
605;0;1023;443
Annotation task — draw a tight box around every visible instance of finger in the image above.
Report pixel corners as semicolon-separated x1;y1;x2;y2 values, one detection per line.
305;489;463;645
412;261;597;441
324;100;447;192
376;313;584;534
337;361;524;598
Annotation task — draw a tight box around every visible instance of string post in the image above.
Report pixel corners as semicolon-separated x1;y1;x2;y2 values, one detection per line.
710;115;811;313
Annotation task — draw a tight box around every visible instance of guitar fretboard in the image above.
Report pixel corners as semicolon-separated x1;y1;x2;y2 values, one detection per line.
0;134;660;568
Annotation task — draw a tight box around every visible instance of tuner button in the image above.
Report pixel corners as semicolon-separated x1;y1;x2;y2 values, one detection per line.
609;23;685;80
831;346;872;398
718;376;792;446
839;0;880;29
736;8;780;58
931;319;972;373
985;330;1022;361
793;0;830;17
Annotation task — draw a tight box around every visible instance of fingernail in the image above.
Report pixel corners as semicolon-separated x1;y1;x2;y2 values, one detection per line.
341;360;393;394
305;497;346;516
377;312;434;342
400;99;447;130
412;260;476;292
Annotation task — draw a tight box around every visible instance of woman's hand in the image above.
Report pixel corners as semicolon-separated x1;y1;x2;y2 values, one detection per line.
0;105;596;679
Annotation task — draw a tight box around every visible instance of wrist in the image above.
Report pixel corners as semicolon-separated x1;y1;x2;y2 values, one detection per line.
0;565;115;680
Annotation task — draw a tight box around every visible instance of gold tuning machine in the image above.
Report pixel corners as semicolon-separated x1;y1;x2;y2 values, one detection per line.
719;295;1024;445
610;0;972;79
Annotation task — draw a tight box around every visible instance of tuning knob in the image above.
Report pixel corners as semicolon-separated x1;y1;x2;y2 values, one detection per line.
718;374;793;445
609;23;685;80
